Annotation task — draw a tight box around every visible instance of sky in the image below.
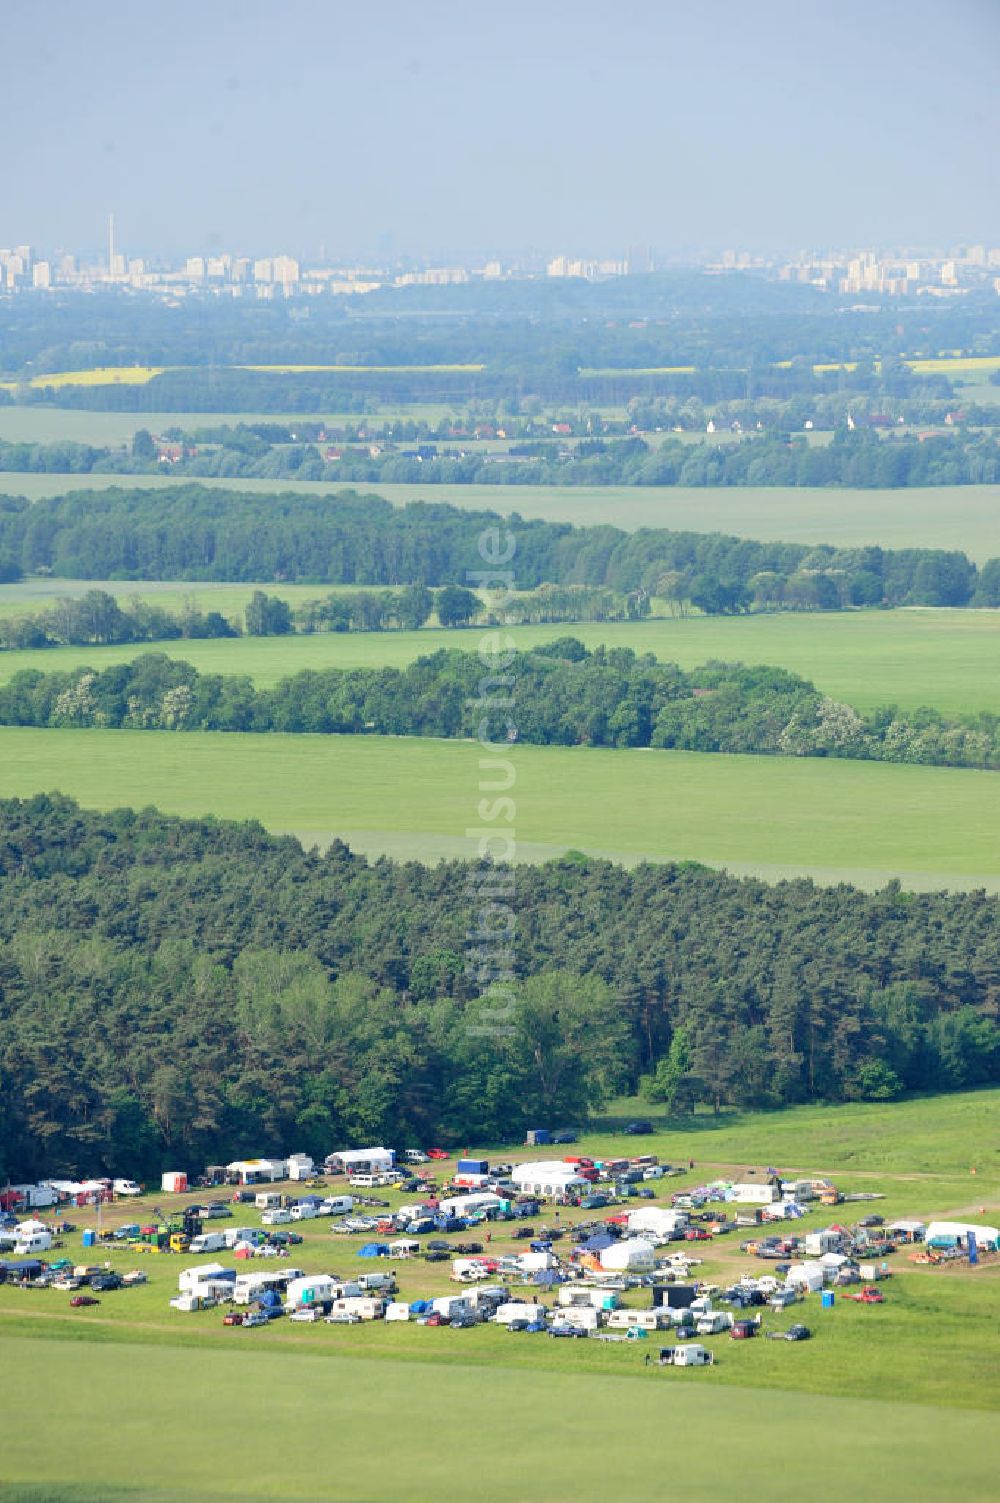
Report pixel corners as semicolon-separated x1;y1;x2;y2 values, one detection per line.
3;0;999;262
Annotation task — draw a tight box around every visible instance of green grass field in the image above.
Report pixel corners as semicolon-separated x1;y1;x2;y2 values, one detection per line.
2;1338;997;1502
1;473;997;557
2;1089;999;1499
1;726;999;889
0;605;997;718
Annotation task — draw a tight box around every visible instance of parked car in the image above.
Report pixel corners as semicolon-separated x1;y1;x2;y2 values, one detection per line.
426;1149;450;1161
730;1319;758;1339
623;1121;653;1136
289;1307;324;1323
857;1215;885;1228
70;1295;100;1307
781;1324;811;1341
242;1309;268;1328
845;1287;885;1304
223;1310;244;1326
325;1311;361;1324
548;1324;588;1338
89;1273;122;1292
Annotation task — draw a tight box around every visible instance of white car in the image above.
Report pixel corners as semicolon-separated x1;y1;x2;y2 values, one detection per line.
289;1307;324;1322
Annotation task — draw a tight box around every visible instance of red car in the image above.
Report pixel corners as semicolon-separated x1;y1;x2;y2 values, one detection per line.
684;1228;712;1241
70;1295;100;1307
426;1149;450;1161
223;1310;244;1326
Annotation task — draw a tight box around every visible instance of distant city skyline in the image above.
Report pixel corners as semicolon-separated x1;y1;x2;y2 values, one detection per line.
3;1;999;259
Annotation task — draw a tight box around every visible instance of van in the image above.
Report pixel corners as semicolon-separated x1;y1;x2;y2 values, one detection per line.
225;1227;262;1249
288;1202;317;1221
319;1196;354;1218
188;1232;226;1255
348;1173;391;1189
255;1192;282;1211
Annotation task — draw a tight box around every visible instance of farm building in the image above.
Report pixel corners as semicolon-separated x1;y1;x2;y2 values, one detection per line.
509;1161;588;1198
730;1169;782;1204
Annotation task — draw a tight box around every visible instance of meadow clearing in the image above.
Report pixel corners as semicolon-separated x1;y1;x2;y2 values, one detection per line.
1;725;998;888
2;1089;999;1499
0;603;997;718
1;471;997;556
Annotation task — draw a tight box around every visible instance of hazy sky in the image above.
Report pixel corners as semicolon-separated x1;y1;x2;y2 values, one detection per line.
4;0;998;261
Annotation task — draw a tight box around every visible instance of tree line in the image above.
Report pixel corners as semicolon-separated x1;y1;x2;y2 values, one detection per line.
0;485;995;610
1;795;999;1181
2;424;998;489
3;642;1000;772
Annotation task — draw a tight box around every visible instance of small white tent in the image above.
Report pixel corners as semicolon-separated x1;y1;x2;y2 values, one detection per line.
785;1261;825;1293
600;1237;655;1272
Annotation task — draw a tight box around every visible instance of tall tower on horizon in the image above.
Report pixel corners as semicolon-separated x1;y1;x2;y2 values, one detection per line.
108;212;115;272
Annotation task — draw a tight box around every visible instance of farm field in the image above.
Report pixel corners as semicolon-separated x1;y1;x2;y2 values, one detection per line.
0;604;998;718
2;1089;999;1499
2;726;999;889
0;577;376;622
0;408;430;445
1;473;998;556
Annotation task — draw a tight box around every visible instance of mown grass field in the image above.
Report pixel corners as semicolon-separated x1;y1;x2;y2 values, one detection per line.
1;472;997;556
1;725;999;888
2;1090;998;1499
2;1335;996;1502
0;604;997;718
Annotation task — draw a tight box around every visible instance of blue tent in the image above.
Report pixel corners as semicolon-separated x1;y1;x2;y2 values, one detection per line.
583;1231;615;1253
533;1268;564;1286
357;1242;389;1258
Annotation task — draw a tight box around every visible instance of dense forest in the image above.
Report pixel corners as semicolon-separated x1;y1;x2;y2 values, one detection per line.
0;486;993;609
2;424;998;488
3;643;1000;772
3;276;996;373
1;795;999;1181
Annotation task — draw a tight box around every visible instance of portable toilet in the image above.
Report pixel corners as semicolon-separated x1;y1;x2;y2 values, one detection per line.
821;1290;835;1309
81;1228;96;1249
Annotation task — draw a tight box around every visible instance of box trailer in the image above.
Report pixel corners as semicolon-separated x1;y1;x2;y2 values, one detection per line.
161;1172;188;1194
